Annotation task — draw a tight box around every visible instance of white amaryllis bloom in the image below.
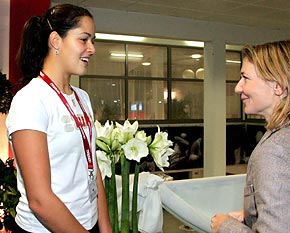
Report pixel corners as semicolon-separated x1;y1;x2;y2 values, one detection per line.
121;138;149;162
96;150;112;179
149;126;174;171
115;120;138;143
135;130;148;142
150;126;173;149
95;120;114;140
150;147;174;171
111;127;125;144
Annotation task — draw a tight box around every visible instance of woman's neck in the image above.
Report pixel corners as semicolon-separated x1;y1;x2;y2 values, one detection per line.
41;68;72;95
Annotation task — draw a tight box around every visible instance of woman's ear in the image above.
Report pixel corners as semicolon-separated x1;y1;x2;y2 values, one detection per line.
48;31;61;51
273;82;287;98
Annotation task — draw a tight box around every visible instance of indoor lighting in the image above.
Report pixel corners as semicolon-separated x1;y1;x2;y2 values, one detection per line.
164;91;177;100
226;60;241;64
142;62;151;66
191;54;203;59
110;53;144;58
95;33;145;42
184;41;204;47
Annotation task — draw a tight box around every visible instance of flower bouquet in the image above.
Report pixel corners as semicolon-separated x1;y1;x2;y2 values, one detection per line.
95;120;174;233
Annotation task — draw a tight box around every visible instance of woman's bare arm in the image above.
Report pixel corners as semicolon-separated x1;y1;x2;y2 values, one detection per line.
12;130;89;233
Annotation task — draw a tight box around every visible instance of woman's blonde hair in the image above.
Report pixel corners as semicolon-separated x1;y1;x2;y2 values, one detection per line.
242;40;290;130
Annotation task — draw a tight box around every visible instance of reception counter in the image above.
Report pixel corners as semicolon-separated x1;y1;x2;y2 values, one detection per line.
159;174;246;233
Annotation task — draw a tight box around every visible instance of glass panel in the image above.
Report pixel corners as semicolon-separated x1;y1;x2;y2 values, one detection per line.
128;44;167;78
226;51;241;81
87;41;125;76
226;83;241;118
171;81;203;119
247;114;265;120
128;80;167;120
172;47;204;79
80;77;125;121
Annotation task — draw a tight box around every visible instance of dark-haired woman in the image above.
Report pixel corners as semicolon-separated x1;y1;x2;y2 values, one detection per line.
6;4;111;233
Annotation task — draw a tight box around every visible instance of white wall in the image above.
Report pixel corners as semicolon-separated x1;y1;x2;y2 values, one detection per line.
0;0;10;162
0;0;10;75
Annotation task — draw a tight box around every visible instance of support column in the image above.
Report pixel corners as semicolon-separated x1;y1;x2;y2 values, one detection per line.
203;40;226;177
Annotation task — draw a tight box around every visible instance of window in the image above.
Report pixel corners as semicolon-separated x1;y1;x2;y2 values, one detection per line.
88;41;125;76
128;80;167;120
171;47;204;120
226;50;242;119
80;38;242;123
128;44;167;78
81;77;125;121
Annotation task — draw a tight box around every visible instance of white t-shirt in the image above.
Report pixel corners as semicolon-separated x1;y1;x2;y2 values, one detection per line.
6;78;98;232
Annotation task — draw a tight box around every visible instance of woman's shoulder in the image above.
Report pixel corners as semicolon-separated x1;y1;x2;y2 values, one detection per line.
262;126;290;162
14;78;49;99
272;126;290;144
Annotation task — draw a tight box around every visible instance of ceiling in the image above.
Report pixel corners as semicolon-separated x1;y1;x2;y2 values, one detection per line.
52;0;290;30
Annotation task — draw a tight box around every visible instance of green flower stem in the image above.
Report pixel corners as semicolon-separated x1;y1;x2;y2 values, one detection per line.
104;177;110;217
111;162;119;233
132;162;140;233
120;155;130;233
105;161;119;233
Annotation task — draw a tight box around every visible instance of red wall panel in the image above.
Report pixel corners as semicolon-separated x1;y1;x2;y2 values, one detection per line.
8;0;50;158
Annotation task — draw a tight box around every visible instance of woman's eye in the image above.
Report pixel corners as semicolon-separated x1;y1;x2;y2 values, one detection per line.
241;75;249;80
81;38;88;42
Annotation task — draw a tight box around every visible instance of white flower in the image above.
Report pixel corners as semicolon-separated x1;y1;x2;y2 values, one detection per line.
95;120;174;174
135;130;148;142
115;120;138;143
96;150;112;179
95;120;114;140
150;147;175;171
111;127;125;144
150;126;173;149
149;126;174;171
121;138;149;162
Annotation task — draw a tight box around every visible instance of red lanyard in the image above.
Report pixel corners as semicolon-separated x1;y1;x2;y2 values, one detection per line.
40;71;94;170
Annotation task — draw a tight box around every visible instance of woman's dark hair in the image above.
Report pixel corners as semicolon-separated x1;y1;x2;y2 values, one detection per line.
17;4;93;85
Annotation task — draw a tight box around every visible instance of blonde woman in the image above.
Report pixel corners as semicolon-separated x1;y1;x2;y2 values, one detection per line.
211;40;290;232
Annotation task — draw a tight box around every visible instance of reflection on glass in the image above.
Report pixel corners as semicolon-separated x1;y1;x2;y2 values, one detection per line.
87;42;125;76
80;77;125;121
171;81;203;119
247;114;265;120
226;51;241;81
172;47;204;79
226;83;241;118
128;44;167;78
226;50;242;118
128;80;167;120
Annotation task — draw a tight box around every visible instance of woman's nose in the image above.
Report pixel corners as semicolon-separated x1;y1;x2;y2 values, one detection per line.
235;80;243;94
88;41;96;54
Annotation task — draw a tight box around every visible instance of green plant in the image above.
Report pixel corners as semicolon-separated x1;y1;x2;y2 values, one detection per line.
95;120;174;233
0;158;20;231
0;71;13;114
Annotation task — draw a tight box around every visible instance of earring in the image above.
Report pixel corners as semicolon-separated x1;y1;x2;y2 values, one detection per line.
55;49;59;55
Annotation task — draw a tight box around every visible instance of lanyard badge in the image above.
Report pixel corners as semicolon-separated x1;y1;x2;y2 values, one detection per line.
40;71;97;202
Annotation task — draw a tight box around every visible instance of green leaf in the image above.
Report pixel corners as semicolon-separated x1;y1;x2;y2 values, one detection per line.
96;139;110;153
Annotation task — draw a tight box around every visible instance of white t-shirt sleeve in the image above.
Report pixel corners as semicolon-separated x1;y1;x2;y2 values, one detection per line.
7;85;49;136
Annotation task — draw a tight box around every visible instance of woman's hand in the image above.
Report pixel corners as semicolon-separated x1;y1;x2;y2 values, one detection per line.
228;210;244;222
211;213;230;233
211;209;244;232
